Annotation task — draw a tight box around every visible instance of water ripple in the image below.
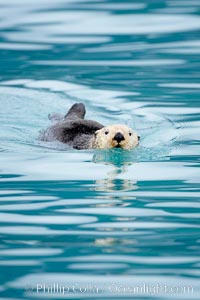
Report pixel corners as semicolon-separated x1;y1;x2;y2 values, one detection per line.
0;213;97;225
0;1;200;299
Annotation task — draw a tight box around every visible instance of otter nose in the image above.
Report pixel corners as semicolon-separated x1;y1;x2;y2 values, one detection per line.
113;132;125;143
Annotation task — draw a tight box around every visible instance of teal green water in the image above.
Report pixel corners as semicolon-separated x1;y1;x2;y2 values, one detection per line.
0;0;200;299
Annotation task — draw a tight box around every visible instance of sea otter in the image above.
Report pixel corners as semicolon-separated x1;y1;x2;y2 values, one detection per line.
40;103;140;150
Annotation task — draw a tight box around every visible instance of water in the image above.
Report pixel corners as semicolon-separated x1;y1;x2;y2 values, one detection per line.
0;0;200;299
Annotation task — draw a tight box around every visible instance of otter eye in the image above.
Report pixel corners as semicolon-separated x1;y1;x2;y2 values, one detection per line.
105;130;109;135
129;132;132;136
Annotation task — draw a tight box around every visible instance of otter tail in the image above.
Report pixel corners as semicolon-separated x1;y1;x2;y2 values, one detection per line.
65;103;86;120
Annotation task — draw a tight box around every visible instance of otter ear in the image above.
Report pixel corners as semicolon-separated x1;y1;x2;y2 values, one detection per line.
94;129;100;136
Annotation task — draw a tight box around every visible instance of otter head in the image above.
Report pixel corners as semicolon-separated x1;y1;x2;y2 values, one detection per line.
94;124;140;150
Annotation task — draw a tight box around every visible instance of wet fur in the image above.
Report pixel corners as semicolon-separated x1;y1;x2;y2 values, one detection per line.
40;103;139;150
40;103;104;149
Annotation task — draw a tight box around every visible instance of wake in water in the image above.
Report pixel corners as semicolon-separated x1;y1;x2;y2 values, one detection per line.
0;79;179;161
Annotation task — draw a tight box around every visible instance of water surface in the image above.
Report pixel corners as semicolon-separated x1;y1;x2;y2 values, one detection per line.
0;0;200;299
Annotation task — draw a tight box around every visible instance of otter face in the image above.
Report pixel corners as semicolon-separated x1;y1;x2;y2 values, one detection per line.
94;124;140;150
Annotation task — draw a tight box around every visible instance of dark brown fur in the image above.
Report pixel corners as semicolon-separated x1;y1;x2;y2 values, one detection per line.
40;103;104;149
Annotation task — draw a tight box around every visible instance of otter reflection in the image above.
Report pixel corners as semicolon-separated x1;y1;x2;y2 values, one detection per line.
92;149;138;193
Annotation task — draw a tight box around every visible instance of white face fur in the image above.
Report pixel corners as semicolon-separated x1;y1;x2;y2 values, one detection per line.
94;124;139;150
